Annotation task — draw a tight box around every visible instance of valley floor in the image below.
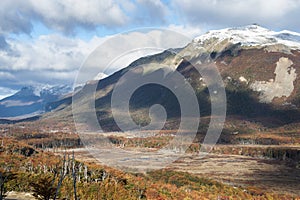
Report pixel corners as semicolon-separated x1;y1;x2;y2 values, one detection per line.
53;145;300;197
172;153;300;196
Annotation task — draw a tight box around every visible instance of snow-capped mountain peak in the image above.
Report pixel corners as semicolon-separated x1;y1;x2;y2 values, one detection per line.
32;84;72;97
193;24;300;49
0;84;72;118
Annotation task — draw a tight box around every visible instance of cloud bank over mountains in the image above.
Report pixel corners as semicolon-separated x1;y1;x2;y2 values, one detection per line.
1;0;300;98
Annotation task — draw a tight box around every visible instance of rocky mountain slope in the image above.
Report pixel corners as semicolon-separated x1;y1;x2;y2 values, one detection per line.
43;25;300;134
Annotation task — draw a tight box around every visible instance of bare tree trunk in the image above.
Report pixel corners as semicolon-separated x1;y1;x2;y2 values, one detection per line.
0;172;7;200
49;165;59;200
84;165;88;182
54;151;67;200
72;151;78;200
78;163;82;182
0;174;4;200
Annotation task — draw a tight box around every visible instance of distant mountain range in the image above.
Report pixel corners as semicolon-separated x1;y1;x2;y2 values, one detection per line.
4;25;300;133
0;85;72;118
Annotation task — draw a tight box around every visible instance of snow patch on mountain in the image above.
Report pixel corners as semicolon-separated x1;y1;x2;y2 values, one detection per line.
93;72;108;81
33;84;72;97
193;25;300;49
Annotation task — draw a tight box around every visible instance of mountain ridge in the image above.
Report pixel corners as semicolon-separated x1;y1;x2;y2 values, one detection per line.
0;84;72;118
194;24;300;49
6;25;300;134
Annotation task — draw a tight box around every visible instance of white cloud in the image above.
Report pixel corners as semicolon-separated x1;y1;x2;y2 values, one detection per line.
172;0;300;32
0;34;105;71
0;0;170;36
1;0;300;36
167;24;203;38
0;86;17;100
75;29;192;84
0;29;193;95
119;0;136;12
0;0;33;34
0;0;129;35
134;0;169;24
0;71;15;80
4;0;300;98
0;34;107;93
28;0;128;33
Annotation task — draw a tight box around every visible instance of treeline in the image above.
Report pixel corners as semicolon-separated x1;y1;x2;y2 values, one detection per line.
1;138;299;199
211;145;300;165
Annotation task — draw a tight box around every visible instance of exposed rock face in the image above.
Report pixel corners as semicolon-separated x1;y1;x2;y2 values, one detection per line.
250;57;297;103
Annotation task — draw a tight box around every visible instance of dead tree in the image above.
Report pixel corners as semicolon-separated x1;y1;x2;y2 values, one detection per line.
53;151;67;200
84;165;88;182
72;151;78;200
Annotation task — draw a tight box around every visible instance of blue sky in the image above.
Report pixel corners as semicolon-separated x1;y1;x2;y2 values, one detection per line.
1;0;300;99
